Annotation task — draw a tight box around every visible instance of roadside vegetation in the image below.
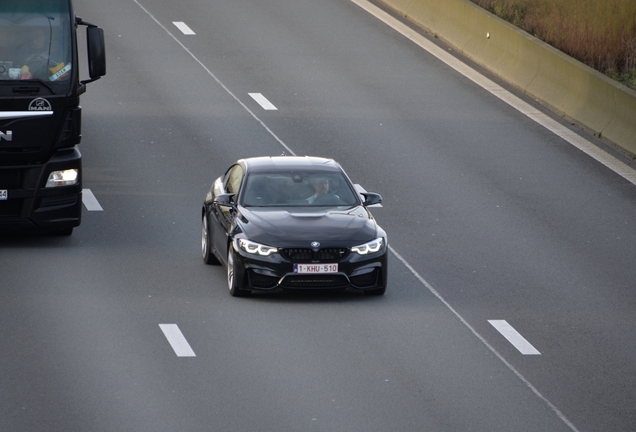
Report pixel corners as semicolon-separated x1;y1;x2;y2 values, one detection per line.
469;0;636;91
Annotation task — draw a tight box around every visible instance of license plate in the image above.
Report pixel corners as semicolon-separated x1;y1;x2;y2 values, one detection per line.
294;263;338;274
0;190;7;200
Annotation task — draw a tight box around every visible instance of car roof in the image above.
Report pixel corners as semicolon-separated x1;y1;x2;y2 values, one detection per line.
241;156;343;173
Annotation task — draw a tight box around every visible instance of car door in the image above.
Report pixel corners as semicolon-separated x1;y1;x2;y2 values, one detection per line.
211;163;244;262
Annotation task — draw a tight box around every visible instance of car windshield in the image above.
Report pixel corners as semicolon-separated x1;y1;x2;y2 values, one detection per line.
242;171;360;207
0;0;73;90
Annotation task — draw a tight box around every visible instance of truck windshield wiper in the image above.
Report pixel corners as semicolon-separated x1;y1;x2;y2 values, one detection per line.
13;78;56;95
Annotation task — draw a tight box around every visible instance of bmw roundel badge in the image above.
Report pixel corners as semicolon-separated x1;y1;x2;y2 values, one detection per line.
311;241;320;248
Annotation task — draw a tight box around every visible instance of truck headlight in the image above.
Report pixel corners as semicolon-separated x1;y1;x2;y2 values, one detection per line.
46;169;79;187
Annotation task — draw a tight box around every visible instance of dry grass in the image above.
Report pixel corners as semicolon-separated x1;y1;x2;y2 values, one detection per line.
469;0;636;90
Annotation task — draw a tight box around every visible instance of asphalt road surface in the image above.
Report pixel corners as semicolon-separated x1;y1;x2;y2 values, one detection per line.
2;0;635;431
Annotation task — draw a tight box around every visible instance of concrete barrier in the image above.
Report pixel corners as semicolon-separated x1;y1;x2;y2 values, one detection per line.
378;0;636;156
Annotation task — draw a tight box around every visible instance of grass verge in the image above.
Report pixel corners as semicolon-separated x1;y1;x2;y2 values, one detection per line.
469;0;636;91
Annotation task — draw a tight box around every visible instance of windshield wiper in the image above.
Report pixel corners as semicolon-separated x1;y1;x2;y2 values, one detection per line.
12;78;56;95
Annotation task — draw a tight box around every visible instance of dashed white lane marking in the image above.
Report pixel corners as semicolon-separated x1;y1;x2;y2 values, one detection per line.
159;324;196;357
249;93;278;110
488;320;541;355
82;189;103;211
351;0;636;187
173;21;196;35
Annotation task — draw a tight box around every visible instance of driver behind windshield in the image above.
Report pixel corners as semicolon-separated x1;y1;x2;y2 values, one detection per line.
8;25;69;81
15;26;51;79
306;177;330;204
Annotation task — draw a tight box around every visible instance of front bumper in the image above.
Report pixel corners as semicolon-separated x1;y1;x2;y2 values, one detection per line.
231;242;388;293
0;148;82;232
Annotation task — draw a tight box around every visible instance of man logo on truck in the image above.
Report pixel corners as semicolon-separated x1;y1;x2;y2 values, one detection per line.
0;131;12;141
28;98;52;111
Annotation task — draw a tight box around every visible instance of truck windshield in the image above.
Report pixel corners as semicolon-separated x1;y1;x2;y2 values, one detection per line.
0;0;73;91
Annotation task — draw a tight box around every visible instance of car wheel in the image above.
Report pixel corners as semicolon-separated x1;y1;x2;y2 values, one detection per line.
202;214;219;265
363;286;386;296
227;247;250;297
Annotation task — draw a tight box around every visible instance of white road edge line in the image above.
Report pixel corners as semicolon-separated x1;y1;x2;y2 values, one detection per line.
173;21;196;35
135;2;578;430
159;324;196;357
351;0;636;187
82;188;103;211
249;93;278;110
488;320;541;355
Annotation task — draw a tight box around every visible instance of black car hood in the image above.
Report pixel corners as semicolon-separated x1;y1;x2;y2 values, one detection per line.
238;205;378;248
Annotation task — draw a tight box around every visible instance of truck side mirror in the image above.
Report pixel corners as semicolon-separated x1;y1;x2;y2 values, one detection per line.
87;26;106;79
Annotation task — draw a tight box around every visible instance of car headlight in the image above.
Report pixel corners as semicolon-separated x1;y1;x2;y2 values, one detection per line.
46;169;79;187
351;237;384;255
238;238;278;256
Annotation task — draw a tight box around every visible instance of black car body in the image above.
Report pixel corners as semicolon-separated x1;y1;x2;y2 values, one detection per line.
201;156;387;296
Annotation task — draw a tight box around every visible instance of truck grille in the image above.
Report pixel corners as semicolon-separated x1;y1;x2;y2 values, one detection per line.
38;195;78;211
0;169;20;189
0;199;21;217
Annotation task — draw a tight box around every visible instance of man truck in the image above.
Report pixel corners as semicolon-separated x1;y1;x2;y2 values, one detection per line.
0;0;105;235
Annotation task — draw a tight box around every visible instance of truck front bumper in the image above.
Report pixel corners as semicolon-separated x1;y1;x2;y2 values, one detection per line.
0;147;82;233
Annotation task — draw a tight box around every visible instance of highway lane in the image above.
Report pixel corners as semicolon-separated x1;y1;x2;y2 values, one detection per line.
1;0;635;430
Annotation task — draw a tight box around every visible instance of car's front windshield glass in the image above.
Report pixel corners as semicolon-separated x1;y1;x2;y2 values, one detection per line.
0;0;72;91
242;171;359;207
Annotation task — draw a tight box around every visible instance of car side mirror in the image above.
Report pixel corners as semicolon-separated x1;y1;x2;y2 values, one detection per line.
213;193;236;207
362;192;382;206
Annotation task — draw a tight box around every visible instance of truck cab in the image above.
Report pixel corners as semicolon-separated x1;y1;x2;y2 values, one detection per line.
0;0;105;235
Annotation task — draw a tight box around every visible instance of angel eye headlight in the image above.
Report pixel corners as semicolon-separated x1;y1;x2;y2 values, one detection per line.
238;239;278;256
351;237;384;255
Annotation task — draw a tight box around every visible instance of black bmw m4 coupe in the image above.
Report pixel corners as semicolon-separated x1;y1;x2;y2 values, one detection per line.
201;156;388;297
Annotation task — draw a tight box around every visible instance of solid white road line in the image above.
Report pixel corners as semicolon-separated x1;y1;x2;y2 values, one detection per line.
173;21;196;35
159;324;196;357
249;93;278;110
133;0;295;155
351;0;636;187
390;246;578;432
82;188;103;211
488;320;541;355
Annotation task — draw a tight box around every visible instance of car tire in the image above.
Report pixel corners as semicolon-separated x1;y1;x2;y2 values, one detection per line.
227;247;250;297
202;214;219;265
363;286;386;296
